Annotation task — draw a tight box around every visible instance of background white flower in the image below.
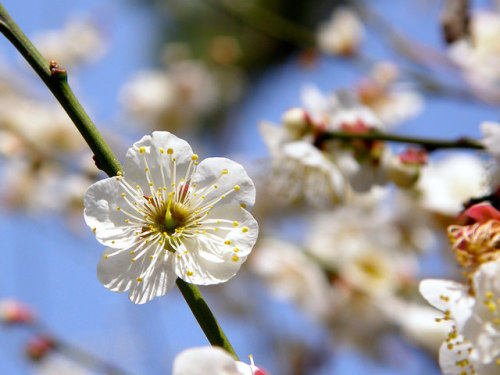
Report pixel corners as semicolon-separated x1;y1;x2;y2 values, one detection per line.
173;346;268;375
416;154;489;216
84;131;258;304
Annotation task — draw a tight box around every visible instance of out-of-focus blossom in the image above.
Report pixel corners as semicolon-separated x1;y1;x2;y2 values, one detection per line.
1;158;96;216
302;205;421;353
0;299;36;325
420;259;500;374
356;62;424;127
33;16;107;68
306;206;418;298
448;11;500;89
173;346;269;375
0;130;26;157
386;147;428;189
417;154;489;216
301;87;382;130
34;355;91;375
377;297;450;353
316;8;364;56
259;87;396;207
258;131;347;207
84;132;258;304
481;121;500;161
250;238;333;321
0;97;84;155
120;60;220;132
26;335;56;361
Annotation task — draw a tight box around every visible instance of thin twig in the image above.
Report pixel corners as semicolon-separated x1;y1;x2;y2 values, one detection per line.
320;130;484;152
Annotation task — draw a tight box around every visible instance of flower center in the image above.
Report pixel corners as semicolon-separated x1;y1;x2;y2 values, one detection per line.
141;193;192;238
162;193;190;234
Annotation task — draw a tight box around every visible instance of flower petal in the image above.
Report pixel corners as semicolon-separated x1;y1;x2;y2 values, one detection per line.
206;204;259;258
173;346;240;375
419;279;474;332
174;206;257;284
84;178;143;248
175;236;243;285
128;255;176;304
97;244;176;304
191;157;256;210
124;131;194;193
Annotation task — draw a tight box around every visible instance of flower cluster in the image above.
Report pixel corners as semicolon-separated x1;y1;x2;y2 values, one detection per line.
259;86;426;208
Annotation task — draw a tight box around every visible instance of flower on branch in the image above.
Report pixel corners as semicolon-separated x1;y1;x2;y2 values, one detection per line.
84;131;258;304
420;259;500;375
173;346;269;375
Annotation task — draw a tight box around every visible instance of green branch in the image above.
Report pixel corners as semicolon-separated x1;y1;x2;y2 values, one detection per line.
176;279;238;358
320;130;484;151
0;1;237;359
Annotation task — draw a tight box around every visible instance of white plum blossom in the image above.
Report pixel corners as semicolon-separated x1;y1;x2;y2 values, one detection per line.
448;11;500;90
420;260;500;374
250;237;334;321
84;132;258;304
316;7;364;56
35;355;91;375
259;119;346;207
267;140;346;207
301;86;383;130
173;346;268;375
33;16;107;68
376;297;450;353
306;207;417;298
119;61;219;131
481;121;500;161
417;154;489;216
356;62;423;127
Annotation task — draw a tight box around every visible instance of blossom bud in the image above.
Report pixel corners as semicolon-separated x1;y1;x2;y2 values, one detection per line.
26;335;56;361
0;299;36;325
386;148;427;189
281;107;311;139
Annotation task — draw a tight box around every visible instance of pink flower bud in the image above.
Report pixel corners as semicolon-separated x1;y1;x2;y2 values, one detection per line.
0;299;36;325
26;335;55;361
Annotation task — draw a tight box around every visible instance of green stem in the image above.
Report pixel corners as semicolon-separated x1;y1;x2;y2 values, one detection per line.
320;130;484;151
176;279;238;359
0;1;237;359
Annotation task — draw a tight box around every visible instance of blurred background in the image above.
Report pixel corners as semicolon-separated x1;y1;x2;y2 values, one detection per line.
1;0;500;374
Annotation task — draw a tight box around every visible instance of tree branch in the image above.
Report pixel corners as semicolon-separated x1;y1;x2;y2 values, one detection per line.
320;130;484;152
